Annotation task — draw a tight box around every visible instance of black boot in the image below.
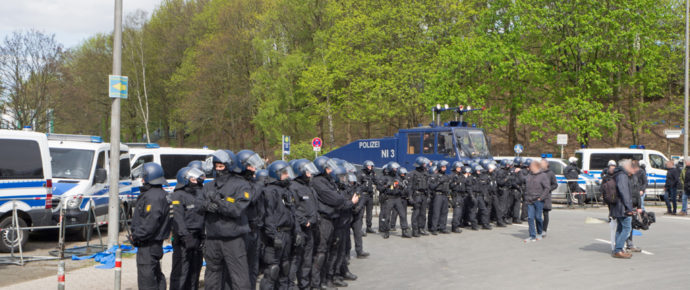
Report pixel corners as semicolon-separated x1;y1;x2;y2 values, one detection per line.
356;251;370;258
402;228;412;238
342;271;357;281
482;224;493;230
383;231;390;239
366;227;376;234
332;277;348;287
412;228;420;237
452;227;463;233
419;229;429;236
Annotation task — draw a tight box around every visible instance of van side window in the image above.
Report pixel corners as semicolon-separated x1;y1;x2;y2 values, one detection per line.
132;155;153;169
119;152;131;180
422;133;434;154
160;155;207;180
649;154;665;170
589;153;643;170
96;151;106;169
549;161;564;175
0;139;44;179
407;133;421;154
438;132;455;157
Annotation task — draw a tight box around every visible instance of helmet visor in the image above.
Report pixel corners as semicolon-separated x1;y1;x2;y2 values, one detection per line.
325;159;339;171
302;162;319;176
186;167;206;180
279;166;296;180
347;173;357;183
245;153;266;170
343;163;357;173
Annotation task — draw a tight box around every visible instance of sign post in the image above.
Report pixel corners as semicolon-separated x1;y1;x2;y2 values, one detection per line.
513;144;523;157
107;0;124;249
557;134;568;159
282;135;290;161
312;137;322;159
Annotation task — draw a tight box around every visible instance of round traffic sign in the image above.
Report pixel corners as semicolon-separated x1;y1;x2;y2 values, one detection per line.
514;144;523;154
312;137;322;148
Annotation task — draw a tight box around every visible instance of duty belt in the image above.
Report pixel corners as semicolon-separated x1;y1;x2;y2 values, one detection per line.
277;226;292;232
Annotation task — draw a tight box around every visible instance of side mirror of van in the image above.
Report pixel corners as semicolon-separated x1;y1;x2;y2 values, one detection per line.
94;168;107;184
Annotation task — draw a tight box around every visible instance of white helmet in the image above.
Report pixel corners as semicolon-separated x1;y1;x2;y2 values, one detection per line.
607;160;617;167
638;160;646;167
568;157;578;164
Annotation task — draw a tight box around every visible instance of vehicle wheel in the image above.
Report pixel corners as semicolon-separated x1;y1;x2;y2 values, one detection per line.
0;215;29;253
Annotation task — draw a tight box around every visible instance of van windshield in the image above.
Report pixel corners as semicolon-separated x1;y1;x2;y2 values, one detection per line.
589;153;643;171
50;148;94;180
454;129;491;158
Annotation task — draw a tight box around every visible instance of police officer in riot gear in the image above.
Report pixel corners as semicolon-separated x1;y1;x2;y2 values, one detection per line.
520;159;532;221
379;162;412;239
236;150;266;289
131;162;171;290
360;160;377;234
330;167;359;285
495;159;512;225
170;167;206;290
288;160;320;289
487;163;507;227
470;164;492;230
449;162;465;233
409;156;431;237
506;157;524;224
337;160;369;259
202;150;252;290
260;160;299;290
389;167;410;230
429;160;452;234
311;157;358;289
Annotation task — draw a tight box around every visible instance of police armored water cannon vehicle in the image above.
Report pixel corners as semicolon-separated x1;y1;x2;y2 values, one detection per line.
325;104;492;170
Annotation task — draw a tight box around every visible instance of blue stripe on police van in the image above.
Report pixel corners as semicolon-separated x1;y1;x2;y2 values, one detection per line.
0;181;46;189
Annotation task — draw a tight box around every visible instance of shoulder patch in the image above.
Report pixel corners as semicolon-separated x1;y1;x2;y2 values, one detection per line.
244;192;250;199
172;200;180;205
146;204;151;212
226;197;235;203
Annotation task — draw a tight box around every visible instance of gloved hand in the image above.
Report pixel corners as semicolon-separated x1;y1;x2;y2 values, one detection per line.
183;235;199;250
273;238;284;250
204;200;219;213
127;235;141;247
294;233;305;247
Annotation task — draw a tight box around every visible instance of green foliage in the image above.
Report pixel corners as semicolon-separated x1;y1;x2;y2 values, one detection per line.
48;0;687;157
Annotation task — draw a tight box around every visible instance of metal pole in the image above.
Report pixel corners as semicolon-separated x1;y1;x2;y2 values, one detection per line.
107;0;123;248
114;248;122;290
57;200;66;290
281;135;285;161
683;0;690;158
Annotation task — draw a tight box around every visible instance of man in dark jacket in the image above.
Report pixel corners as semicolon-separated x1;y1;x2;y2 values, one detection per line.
664;160;680;215
611;159;635;259
359;160;377;233
170;167;206;290
131;163;172;290
524;161;550;242
540;159;558;238
564;157;583;206
409;157;431;237
288;160;320;289
311;157;358;289
202;150;252;290
682;159;690;216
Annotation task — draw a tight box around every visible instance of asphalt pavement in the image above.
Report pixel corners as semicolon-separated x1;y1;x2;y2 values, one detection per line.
2;206;689;289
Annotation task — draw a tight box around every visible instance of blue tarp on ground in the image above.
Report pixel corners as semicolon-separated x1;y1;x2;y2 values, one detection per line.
71;244;169;269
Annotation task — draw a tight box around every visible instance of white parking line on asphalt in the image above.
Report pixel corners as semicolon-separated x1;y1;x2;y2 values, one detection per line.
595;238;654;255
661;216;690;221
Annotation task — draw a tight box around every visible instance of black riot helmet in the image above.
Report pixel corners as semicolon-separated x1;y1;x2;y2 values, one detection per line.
399;167;408;177
462;166;473;174
413;156;429;169
513;157;523;167
267;160;296;181
314;156;338;175
438;160;450;172
142;162;168;186
451;161;464;172
236;150;265;173
254;169;269;183
386;162;401;176
292;159;319;178
363;160;375;172
330;165;349;184
206;150;235;174
175;166;205;189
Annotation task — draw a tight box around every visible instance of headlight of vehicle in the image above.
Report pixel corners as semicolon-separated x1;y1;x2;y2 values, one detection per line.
65;195;83;209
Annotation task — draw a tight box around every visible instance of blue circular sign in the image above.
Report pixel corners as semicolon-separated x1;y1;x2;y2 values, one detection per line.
514;144;523;154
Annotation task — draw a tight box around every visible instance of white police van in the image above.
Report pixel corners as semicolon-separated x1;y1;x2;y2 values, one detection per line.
47;134;133;240
493;155;600;202
574;146;669;198
0;129;53;252
128;144;213;192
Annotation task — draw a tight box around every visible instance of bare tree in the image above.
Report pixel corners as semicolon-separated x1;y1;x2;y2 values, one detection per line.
124;10;152;142
0;30;63;130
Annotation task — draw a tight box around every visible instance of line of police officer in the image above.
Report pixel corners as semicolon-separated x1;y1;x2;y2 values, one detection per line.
130;149;372;290
377;156;539;238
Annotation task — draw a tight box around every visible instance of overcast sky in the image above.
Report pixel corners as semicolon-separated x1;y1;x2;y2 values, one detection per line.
0;0;161;48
